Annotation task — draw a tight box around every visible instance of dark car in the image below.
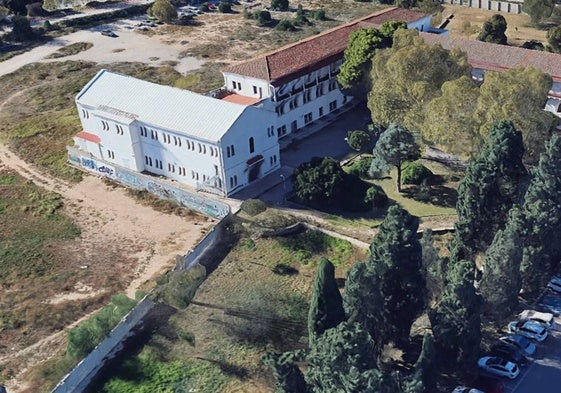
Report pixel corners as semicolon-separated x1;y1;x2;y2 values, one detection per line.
469;375;505;393
490;343;529;367
101;29;118;38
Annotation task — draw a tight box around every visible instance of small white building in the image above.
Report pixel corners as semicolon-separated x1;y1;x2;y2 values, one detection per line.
74;70;280;196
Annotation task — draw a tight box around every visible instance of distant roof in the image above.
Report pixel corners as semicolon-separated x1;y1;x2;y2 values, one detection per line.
76;70;250;142
222;7;430;86
420;33;561;83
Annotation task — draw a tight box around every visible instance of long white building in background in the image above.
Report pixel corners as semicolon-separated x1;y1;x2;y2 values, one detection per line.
72;7;434;196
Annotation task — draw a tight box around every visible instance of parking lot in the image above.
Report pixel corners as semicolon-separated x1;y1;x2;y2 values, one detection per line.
503;317;561;392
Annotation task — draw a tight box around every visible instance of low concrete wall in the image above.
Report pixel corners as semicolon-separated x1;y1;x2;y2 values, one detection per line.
51;296;157;393
67;147;230;219
443;0;523;14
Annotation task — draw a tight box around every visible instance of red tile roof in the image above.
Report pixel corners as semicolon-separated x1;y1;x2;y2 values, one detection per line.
75;131;101;144
420;33;561;83
222;7;429;86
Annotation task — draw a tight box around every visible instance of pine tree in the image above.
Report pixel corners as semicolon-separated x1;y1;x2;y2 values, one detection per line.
343;206;425;350
451;120;528;263
420;229;447;306
305;322;383;393
429;260;481;373
308;258;345;344
479;207;524;320
520;134;561;295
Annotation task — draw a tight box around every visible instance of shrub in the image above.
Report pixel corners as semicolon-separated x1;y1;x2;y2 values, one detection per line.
365;185;388;208
276;19;296;31
348;156;373;179
346;130;372;151
293;14;311;26
402;161;433;185
271;0;289;10
199;2;209;12
310;8;325;20
218;1;232;13
253;10;271;25
240;198;267;216
272;263;299;275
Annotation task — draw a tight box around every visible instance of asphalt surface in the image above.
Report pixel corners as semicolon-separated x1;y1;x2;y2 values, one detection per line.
502;316;561;392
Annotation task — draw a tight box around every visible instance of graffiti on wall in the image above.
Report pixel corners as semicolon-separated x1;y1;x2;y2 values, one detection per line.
68;151;230;219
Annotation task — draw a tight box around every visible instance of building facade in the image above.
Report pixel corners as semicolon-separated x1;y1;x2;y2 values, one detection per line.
71;7;435;196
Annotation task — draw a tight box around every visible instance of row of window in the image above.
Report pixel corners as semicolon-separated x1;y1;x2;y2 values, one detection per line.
140;126;220;157
276;101;338;137
275;79;339;116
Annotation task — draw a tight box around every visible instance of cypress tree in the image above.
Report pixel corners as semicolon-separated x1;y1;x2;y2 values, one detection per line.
520;134;561;295
263;351;308;393
429;260;481;373
479;207;524;320
451;120;528;263
308;258;345;344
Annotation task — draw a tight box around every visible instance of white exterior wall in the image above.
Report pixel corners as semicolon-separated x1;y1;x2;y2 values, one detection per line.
407;14;432;33
134;123;223;190
219;107;280;195
77;104;99;134
222;72;271;100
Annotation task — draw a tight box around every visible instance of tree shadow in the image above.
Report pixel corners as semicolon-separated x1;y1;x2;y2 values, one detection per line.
195;356;250;380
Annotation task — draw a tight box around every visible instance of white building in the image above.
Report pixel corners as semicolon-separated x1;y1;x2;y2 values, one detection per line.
71;7;438;196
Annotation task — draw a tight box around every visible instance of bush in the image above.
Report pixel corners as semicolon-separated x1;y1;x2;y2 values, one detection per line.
310;8;325;20
240;198;267;216
218;1;232;12
402;161;433;185
348;156;373;179
271;0;289;10
364;185;388;208
199;2;210;12
346;130;372;151
293;14;311;26
276;19;296;31
253;10;271;25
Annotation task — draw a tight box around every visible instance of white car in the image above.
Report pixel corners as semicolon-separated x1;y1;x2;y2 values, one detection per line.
477;356;520;379
547;276;561;293
519;309;554;330
508;320;548;342
452;387;484;393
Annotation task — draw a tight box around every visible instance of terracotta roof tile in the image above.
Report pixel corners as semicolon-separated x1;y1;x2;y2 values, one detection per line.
420;33;561;83
223;7;430;86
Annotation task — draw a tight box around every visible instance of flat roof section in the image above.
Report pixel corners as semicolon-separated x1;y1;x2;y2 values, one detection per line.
221;93;262;105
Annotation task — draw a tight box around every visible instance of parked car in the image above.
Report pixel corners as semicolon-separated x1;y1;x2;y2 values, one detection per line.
507;319;548;342
519;309;555;330
452;387;484;393
499;334;536;356
538;292;561;315
477;356;520;379
468;375;505;393
547;276;561;293
490;343;529;367
101;29;117;37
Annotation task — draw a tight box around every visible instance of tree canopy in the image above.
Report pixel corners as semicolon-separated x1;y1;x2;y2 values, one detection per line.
291;157;346;207
338;22;406;97
150;0;177;22
547;24;561;53
523;0;554;25
308;258;345;344
421;76;481;156
369;123;421;192
477;14;507;45
520;135;561;295
474;66;557;164
451;120;528;263
368;28;471;132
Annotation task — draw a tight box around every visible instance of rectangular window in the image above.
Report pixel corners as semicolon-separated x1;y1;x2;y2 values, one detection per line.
232;81;236;90
230;145;235;156
319;107;324;117
276;105;284;116
304;112;313;124
329;100;337;112
107;150;115;159
140;126;147;137
253;85;257;94
227;146;231;158
277;125;287;137
291;120;297;133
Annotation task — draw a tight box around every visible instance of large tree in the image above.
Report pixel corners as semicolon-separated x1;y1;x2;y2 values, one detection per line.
291;157;346;207
479;207;524;320
263;351;308;393
343;206;425;351
451;120;528;264
421;76;481;156
305;322;399;393
369;123;421;192
308;258;345;344
523;0;554;25
338;21;407;97
403;334;437;393
368;28;471;132
474;66;557;164
429;260;481;373
520;135;561;295
477;14;507;45
150;0;177;23
547;24;561;53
